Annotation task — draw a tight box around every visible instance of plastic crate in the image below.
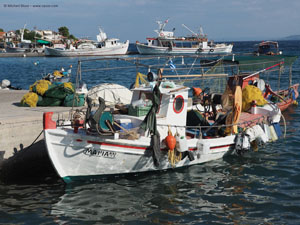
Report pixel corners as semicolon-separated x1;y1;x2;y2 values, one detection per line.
128;105;151;117
114;119;133;132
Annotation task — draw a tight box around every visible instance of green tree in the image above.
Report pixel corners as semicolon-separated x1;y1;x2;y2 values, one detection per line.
24;31;42;42
58;26;70;37
0;28;4;32
69;34;77;40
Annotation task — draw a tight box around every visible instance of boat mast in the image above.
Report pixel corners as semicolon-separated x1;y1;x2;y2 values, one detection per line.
154;18;169;35
199;26;205;37
20;24;26;42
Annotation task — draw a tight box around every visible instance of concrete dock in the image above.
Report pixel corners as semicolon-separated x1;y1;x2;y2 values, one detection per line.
0;89;81;162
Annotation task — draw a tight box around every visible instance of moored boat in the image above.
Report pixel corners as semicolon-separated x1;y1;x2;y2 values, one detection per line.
220;54;299;111
5;24;44;54
43;56;284;183
45;27;129;57
254;41;282;56
265;83;299;111
136;20;233;55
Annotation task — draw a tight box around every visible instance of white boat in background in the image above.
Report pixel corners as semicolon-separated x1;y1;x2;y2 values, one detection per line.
43;57;283;183
5;24;44;53
45;27;129;57
136;20;233;55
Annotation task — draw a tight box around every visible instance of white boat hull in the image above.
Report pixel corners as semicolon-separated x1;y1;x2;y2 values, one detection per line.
45;41;129;57
136;43;233;55
44;127;235;182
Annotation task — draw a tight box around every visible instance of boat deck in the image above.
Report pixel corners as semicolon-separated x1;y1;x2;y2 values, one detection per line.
239;112;265;128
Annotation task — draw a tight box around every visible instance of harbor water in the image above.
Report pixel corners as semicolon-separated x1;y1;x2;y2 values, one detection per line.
0;41;300;224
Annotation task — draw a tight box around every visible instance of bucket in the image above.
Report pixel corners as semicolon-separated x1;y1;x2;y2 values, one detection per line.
176;136;188;152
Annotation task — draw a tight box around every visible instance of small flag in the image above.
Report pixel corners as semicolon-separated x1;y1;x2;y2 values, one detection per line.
169;59;176;71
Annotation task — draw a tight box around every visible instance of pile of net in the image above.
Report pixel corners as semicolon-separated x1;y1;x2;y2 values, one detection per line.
21;80;85;107
242;85;268;111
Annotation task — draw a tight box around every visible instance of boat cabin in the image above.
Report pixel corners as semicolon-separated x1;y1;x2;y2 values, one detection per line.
146;37;208;49
96;38;121;48
255;41;281;55
126;80;189;138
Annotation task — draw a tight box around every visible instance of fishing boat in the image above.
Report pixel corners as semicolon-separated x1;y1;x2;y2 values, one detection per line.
254;41;282;56
43;56;284;183
264;83;299;111
136;20;233;55
45;27;129;57
220;54;299;111
5;24;44;53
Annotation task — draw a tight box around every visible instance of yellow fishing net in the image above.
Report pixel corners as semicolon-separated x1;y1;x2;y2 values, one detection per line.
63;82;74;92
21;92;39;107
53;70;63;77
242;85;268;111
29;80;52;96
134;72;148;88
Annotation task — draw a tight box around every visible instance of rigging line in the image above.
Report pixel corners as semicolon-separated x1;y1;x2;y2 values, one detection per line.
81;66;137;72
80;58;284;73
187;55;199;75
26;130;44;150
281;114;287;138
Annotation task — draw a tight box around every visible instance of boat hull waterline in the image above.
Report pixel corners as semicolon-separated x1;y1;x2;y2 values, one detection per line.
45;41;129;57
136;43;233;55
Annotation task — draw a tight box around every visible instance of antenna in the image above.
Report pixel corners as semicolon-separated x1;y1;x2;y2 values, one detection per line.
97;26;107;42
199;26;204;37
182;24;198;37
156;18;169;33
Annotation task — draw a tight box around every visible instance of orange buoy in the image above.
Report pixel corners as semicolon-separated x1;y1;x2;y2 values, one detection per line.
193;87;202;97
165;128;176;151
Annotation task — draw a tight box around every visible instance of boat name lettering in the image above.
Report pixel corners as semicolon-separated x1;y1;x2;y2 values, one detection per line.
83;148;116;159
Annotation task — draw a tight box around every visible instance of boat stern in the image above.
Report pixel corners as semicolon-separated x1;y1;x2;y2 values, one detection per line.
43;112;57;130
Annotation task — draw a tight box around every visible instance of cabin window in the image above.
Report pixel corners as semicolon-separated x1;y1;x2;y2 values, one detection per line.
173;95;184;113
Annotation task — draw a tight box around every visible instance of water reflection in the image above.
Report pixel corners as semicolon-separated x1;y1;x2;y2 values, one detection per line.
49;158;286;224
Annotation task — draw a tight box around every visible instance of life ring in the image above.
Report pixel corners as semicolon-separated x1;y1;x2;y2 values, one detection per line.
209;49;214;52
160;33;164;37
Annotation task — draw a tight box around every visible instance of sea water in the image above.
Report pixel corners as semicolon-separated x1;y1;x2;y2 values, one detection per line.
0;41;300;224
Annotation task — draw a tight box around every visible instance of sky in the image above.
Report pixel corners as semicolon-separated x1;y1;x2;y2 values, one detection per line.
0;0;300;42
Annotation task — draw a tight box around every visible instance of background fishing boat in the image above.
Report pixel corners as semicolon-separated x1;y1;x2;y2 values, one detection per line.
5;24;44;54
136;20;233;55
45;27;129;57
254;41;282;55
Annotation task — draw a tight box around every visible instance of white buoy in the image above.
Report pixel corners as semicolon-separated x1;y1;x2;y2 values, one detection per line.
1;79;11;89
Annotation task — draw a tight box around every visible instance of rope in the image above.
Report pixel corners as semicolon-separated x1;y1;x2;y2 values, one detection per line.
26;130;44;150
187;56;199;75
281;114;287;138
